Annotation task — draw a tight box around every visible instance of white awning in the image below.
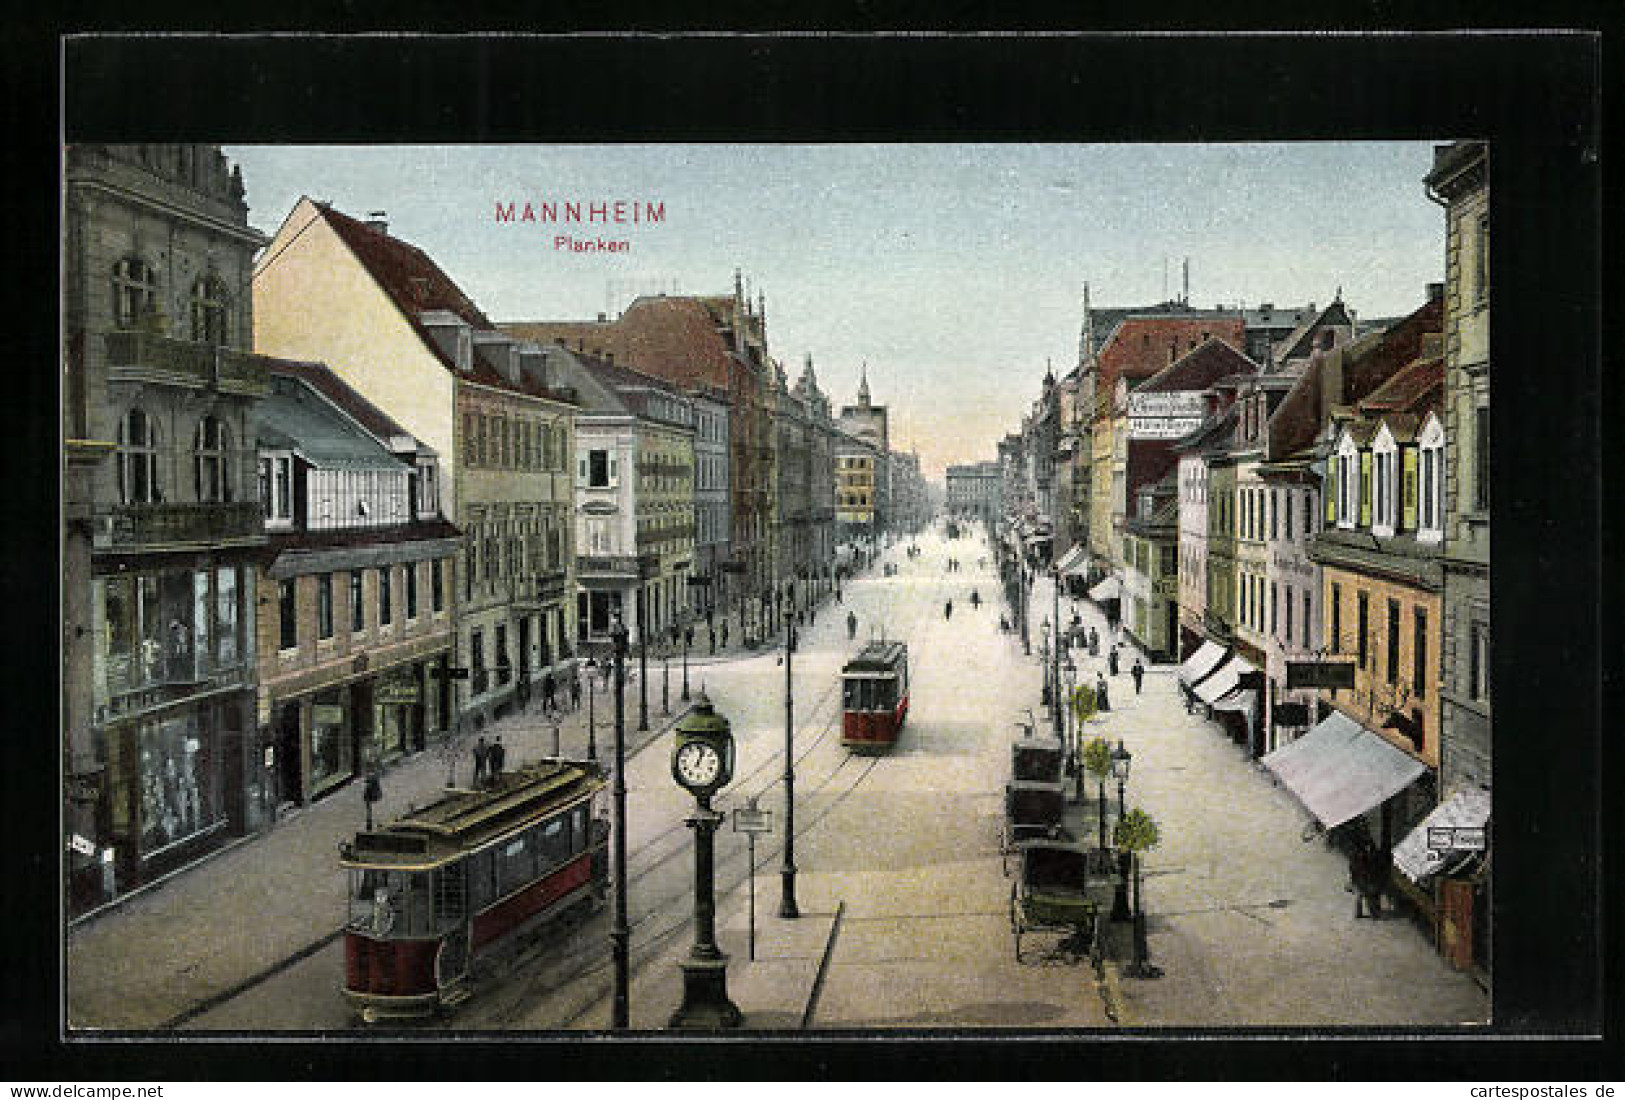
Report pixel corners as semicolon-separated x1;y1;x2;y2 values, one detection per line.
1392;788;1492;883
1178;641;1228;686
1262;710;1428;830
1209;687;1258;716
1088;575;1121;602
1053;546;1087;576
1193;653;1255;705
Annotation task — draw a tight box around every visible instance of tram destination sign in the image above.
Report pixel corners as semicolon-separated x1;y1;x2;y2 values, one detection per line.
1286;660;1357;689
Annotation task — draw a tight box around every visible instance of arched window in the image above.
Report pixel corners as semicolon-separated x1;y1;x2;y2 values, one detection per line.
190;275;231;345
117;407;161;504
112;256;158;329
194;416;233;502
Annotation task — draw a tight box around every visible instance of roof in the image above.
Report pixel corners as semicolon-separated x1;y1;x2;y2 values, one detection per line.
1136;337;1260;394
1096;315;1247;396
263;516;462;559
1358;355;1444;416
843;640;908;672
255;367;412;470
1272;299;1354;363
263;358;427;454
1264;292;1445;460
315;203;573;405
1126;438;1180;502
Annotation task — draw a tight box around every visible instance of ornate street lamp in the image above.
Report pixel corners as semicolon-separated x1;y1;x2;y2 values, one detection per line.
1051;563;1063;742
667;691;743;1028
1110;740;1133;922
681;616;692;702
1061;656;1077;760
637;589;649;733
608;613;632;1027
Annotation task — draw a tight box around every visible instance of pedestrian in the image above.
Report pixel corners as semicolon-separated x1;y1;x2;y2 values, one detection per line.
472;734;489;786
569;674;582;711
1089;627;1100;657
1095;672;1111;713
945;599;954;620
1108;646;1120;677
847;610;858;640
542;670;557;714
488;735;506;784
1132;659;1145;695
1351;833;1384;918
721;620;730;649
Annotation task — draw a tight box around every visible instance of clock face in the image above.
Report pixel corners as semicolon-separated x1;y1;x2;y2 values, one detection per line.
675;740;722;789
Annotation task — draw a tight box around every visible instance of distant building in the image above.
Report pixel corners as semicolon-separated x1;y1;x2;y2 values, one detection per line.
839;364;890;531
946;461;1002;528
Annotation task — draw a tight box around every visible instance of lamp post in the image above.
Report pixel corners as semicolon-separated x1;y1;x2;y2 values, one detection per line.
1019;558;1031;655
662;642;671;716
1110;740;1133;922
637;589;649;733
1051;564;1063;742
608;613;631;1028
584;657;599;762
1061;656;1077;759
779;589;800;918
681;618;691;702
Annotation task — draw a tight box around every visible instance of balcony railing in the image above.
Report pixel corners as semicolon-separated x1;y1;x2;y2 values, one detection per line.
104;331;272;396
514;568;570;606
636;524;695;549
577;554;641;578
95;500;266;551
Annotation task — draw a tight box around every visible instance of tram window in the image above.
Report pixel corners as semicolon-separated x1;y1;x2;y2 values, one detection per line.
877;678;896;711
843;679;859;710
497;834;531;896
466;850;494;909
403;872;432;935
540;817;570;869
573;806;589;854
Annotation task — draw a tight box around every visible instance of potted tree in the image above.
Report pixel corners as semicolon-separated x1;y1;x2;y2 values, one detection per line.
1114;807;1164;979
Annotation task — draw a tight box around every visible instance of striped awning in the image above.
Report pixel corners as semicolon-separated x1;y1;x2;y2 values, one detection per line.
1178;641;1228;686
1194;653;1255;706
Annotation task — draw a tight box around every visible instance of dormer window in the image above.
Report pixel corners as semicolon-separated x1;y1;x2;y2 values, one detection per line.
1418;414;1445;542
258;452;293;525
1334;432;1361;529
416;460;438;517
1371;425;1399;537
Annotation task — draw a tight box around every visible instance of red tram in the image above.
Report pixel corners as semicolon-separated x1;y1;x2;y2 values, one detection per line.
841;640;910;752
339;759;608;1022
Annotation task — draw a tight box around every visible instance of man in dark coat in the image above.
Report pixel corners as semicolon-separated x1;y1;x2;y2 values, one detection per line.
1108;646;1120;676
1131;659;1145;695
569;674;582;711
542;670;557;714
488;735;506;784
472;735;489;786
1095;672;1111;713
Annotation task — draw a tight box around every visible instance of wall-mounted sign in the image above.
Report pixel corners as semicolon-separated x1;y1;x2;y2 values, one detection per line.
376;682;422;705
583;501;618;516
1129;391;1206;439
1427;826;1487;852
1271;702;1311;727
312;704;346;725
1286;660;1357;689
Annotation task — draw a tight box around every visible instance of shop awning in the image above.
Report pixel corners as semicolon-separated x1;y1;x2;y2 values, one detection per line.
1193;653;1254;705
1261;710;1427;830
1209;687;1258;716
1392;788;1492;883
1178;641;1228;686
1088;575;1121;602
1053;546;1088;576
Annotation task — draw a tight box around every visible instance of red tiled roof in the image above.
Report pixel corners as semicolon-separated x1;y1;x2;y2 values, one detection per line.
507;295;745;392
1359;355;1444;415
1136;338;1260;394
1097;316;1246;394
1126;438;1180;501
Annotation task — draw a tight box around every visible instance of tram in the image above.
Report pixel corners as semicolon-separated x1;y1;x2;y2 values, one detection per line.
841;640;911;753
339;759;609;1022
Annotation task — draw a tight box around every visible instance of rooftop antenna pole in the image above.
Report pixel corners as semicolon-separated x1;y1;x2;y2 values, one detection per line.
1183;257;1190;306
1162;257;1168;302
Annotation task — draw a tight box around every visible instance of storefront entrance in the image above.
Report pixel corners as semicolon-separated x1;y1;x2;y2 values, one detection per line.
276;702;302;807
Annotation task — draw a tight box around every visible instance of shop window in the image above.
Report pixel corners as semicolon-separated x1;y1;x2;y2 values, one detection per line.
494;625;510;684
432;560;444;613
309;689;352;791
137;712;220;855
350;570;365;633
216;567;239;668
279;579;298;651
117;407;162;505
405;562;418;620
194;416;233;503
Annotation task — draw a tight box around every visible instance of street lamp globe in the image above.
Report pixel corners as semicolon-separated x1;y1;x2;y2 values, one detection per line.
1110;740;1133;783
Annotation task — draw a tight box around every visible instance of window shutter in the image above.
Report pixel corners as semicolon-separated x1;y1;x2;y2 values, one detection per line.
1402;448;1418;531
609;455;619;488
1325;461;1338;524
576;456;587;486
1359;451;1372;527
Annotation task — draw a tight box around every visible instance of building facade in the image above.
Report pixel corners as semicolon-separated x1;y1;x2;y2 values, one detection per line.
252;199;580;731
252;361;459;808
64;144;273;912
689;385;732;624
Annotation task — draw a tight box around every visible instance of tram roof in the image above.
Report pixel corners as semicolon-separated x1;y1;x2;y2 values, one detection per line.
341;760;605;870
842;640;908;673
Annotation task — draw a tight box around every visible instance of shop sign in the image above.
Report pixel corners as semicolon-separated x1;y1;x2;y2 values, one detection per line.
1428;826;1487;851
432;665;472;680
1271;702;1311;727
68;833;97;857
376;682;421;705
1286;660;1356;689
312;704;345;725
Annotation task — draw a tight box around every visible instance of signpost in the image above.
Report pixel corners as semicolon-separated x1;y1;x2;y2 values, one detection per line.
732;796;773;960
1286;660;1357;690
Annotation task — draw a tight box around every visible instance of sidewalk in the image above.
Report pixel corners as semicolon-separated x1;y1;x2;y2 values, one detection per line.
64;679;693;1031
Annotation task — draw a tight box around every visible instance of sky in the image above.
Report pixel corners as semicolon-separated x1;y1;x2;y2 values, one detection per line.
225;143;1446;482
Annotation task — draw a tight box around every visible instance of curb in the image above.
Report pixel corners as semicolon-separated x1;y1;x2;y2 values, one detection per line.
799;900;846;1030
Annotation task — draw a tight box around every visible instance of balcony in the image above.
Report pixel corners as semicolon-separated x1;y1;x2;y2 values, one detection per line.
577;554;641;579
104;331;272;397
514;568;569;608
94;500;266;553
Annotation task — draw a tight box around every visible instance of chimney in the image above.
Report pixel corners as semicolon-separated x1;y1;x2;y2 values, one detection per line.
597;312;607;322
1427;281;1444;302
365;210;389;235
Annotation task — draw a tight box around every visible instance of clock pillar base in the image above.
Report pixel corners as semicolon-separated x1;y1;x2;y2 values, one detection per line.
668;954;743;1030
